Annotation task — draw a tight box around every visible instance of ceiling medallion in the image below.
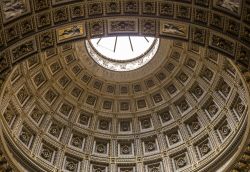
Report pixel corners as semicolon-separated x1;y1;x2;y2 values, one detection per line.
86;36;159;71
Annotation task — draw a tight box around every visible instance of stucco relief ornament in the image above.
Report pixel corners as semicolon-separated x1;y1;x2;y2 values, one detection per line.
17;87;29;104
72;136;82;147
143;21;155;33
221;125;231;137
146;141;155;151
60;104;72;115
79;114;89;125
125;1;137;12
207;103;218;116
193;86;203;98
161;111;171;122
179;101;189;111
196;9;207;21
31;108;42;121
203;68;213;81
179;73;188;82
40;32;53;49
166;63;175;72
41;148;52;160
142;119;151;128
66;161;76;171
167;84;177;94
99;120;109;130
172;51;180;60
4;109;14;124
236;102;245;115
6;27;18;41
170;134;179;144
193;29;204;43
54;9;67;22
92;23;103;33
34;0;48;10
200;144;210;155
150;167;160;172
144;2;154;11
176;157;187;168
4;113;13;123
157;72;166;81
72;6;81;17
94;168;103;172
187;58;196;68
19;131;31;144
121;145;130;154
220;83;230;96
49;124;61;137
96;144;105;153
38;14;50;27
191;121;201;132
108;2;118;12
153;94;162;103
45;90;57;103
89;3;102;15
160;2;173;15
33;73;45;87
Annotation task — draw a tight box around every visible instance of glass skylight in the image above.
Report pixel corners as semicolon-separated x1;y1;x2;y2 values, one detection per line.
90;36;155;61
86;36;159;71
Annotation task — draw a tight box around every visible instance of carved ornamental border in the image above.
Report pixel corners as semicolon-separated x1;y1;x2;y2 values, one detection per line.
0;0;250;77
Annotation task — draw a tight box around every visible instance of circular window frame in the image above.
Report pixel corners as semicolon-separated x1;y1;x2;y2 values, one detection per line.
85;37;160;72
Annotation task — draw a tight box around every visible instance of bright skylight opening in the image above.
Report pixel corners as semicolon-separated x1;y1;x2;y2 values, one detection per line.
86;36;159;71
90;36;155;61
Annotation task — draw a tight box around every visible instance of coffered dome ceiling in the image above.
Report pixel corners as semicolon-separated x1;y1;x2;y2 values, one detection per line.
0;39;249;172
0;0;250;172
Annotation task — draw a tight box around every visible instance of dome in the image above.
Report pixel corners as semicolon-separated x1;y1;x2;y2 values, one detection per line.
0;40;249;172
0;1;250;172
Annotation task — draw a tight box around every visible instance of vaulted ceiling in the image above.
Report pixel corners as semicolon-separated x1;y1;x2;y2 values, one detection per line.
0;0;250;172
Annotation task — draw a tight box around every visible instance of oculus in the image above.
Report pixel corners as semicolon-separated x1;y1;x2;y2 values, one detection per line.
86;36;159;71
